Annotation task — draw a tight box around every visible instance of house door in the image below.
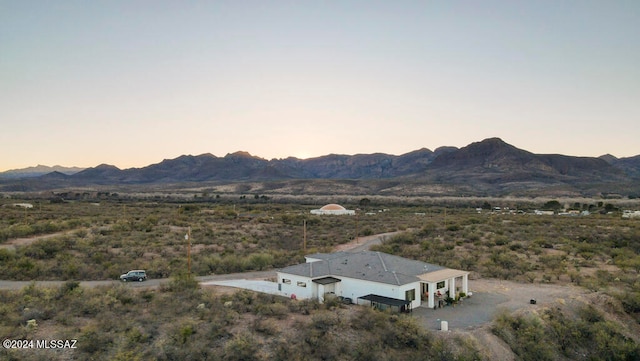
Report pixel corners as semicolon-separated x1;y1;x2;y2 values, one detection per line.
421;283;429;302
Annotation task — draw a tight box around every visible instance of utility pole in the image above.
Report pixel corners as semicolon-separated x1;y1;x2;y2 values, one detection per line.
303;219;307;252
185;227;192;275
355;209;359;244
443;207;447;240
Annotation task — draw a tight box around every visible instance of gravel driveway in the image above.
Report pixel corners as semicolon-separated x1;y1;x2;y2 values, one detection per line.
413;278;589;331
413;291;508;330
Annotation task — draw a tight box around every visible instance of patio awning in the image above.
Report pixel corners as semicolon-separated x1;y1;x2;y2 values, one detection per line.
358;294;410;307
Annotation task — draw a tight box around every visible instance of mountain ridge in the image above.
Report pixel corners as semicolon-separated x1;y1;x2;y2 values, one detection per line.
2;138;639;197
0;165;85;179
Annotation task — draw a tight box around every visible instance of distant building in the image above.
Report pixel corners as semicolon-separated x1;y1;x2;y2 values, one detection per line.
622;210;640;219
310;203;355;215
13;203;33;209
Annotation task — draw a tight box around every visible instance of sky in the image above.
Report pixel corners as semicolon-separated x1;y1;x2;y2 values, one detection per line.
1;0;639;172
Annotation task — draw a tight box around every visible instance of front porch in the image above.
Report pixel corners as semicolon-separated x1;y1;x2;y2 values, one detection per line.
419;269;469;309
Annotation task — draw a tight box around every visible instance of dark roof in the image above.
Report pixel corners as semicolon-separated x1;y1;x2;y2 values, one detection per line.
358;294;410;307
312;276;341;285
279;251;448;286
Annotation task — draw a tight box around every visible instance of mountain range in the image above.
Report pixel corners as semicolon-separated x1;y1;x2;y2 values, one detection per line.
2;138;640;197
0;165;85;179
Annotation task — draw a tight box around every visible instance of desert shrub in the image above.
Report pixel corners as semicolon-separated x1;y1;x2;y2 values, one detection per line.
78;325;113;355
383;315;428;350
618;291;640;320
447;224;461;232
350;306;386;331
417;222;438;237
252;317;279;335
494;305;640;361
172;321;197;345
509;242;522;251
321;295;343;310
254;302;289;319
161;273;199;293
348;337;383;360
0;248;14;261
391;232;417;245
222;332;259;361
247;253;274;271
57;280;81;299
310;311;340;331
492;310;555;361
287;299;319;315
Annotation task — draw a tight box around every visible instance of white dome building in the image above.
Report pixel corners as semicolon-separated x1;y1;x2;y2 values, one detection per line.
310;203;355;215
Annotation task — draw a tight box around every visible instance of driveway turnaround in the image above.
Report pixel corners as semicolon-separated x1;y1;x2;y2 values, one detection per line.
413;291;508;330
412;278;589;331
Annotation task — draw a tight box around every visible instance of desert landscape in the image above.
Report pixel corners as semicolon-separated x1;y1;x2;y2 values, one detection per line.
3;2;639;360
1;194;639;360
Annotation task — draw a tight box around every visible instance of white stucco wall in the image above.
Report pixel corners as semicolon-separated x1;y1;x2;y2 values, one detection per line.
277;273;314;300
278;272;422;309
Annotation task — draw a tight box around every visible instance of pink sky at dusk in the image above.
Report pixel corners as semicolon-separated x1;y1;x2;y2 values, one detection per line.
1;1;638;171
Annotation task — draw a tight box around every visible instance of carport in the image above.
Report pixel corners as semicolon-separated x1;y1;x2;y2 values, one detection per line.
358;294;412;313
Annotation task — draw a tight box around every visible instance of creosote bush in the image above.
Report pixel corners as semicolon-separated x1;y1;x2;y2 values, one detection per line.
1;197;639;359
492;304;640;361
0;284;481;361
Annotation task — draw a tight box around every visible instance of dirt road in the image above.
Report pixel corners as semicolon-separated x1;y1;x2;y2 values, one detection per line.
0;231;396;290
0;230;74;250
0;271;278;291
333;230;402;252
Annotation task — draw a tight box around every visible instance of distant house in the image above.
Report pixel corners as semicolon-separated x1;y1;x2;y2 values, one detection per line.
277;251;469;311
622;210;640;219
12;203;33;209
310;203;355;215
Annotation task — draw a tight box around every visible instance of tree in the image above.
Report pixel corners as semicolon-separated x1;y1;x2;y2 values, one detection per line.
543;200;562;211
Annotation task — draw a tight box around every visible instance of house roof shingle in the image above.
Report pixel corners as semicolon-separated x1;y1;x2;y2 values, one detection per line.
278;251;461;286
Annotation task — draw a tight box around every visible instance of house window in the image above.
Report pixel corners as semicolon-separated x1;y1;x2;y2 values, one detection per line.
437;281;445;289
405;289;415;302
297;281;307;287
282;279;291;284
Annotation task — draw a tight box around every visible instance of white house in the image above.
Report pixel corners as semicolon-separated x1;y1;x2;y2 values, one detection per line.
277;251;469;311
310;204;356;215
